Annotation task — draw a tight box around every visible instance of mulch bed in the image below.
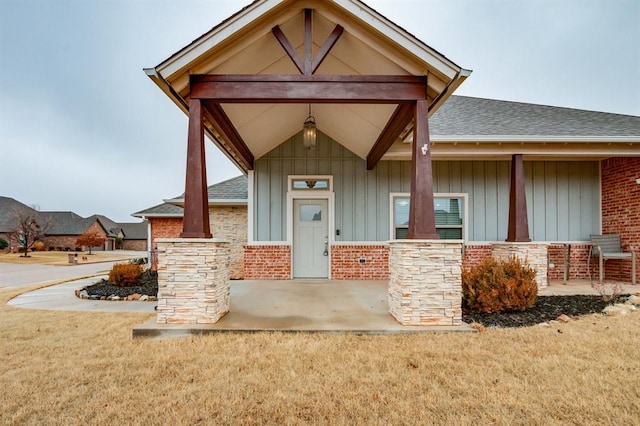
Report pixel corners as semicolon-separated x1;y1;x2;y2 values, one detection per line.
83;271;158;300
82;275;622;328
462;295;625;328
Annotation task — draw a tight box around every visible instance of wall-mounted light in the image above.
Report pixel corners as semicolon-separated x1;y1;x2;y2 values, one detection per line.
303;105;317;150
636;178;640;185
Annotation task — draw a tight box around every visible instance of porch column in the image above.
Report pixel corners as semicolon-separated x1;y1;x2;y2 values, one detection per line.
506;154;530;242
406;99;439;239
181;98;212;238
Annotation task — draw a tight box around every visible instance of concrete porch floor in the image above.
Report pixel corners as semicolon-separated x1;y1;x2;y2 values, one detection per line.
133;280;476;338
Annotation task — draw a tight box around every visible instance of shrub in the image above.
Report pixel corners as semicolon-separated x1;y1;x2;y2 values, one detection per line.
33;241;45;251
0;238;8;249
108;263;144;287
462;256;538;313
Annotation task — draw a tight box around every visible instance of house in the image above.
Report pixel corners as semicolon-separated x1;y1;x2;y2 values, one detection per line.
0;196;148;252
133;175;247;279
144;0;640;326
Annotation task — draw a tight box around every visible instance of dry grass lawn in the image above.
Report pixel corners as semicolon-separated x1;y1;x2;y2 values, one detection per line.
0;251;143;266
1;285;639;425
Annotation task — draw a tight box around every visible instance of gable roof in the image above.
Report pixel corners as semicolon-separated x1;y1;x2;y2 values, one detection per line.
146;0;470;168
133;175;248;218
0;197;147;240
0;197;37;233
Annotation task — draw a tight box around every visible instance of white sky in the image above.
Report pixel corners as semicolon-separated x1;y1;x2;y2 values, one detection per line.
1;0;638;222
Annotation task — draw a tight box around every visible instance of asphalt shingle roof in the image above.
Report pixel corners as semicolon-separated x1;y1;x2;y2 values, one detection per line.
430;96;640;137
0;197;147;240
133;176;248;218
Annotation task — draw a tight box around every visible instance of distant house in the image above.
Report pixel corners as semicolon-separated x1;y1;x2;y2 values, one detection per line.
0;196;147;252
133;175;247;279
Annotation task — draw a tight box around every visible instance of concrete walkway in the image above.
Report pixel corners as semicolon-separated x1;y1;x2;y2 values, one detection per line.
7;276;637;338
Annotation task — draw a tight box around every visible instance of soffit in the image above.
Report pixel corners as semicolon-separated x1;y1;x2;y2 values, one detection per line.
152;0;466;165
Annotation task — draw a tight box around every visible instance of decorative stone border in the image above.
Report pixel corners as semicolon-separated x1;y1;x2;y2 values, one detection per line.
74;288;157;301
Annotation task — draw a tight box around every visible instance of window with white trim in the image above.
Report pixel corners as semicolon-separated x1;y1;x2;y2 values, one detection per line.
392;194;466;240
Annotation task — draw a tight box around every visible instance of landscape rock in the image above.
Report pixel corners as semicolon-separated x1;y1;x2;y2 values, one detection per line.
602;304;630;316
140;295;149;301
555;314;571;323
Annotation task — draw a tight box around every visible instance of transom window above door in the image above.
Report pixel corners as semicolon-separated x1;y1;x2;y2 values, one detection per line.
289;175;333;191
391;193;467;240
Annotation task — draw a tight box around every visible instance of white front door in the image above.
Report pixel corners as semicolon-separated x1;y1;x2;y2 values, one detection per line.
293;199;328;278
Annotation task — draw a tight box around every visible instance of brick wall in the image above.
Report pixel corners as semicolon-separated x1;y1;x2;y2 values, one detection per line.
547;244;592;280
149;206;247;279
331;244;389;280
462;244;492;269
244;245;291;279
122;239;147;251
601;157;640;283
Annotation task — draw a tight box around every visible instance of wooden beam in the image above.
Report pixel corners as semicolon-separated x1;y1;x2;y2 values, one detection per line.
406;99;439;240
312;24;344;74
272;25;304;74
366;103;413;170
190;75;428;103
304;9;313;75
506;154;531;242
202;102;254;170
181;98;212;238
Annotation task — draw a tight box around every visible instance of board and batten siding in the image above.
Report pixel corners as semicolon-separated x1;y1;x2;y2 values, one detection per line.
254;132;600;242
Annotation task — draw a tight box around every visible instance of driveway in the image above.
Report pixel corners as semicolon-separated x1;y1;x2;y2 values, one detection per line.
0;261;120;289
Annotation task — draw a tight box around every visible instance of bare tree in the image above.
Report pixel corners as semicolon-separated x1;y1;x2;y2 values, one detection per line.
10;211;48;257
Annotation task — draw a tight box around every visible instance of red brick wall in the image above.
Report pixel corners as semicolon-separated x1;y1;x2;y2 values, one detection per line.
547;244;592;280
601;157;640;283
331;244;389;280
462;244;492;270
244;245;291;279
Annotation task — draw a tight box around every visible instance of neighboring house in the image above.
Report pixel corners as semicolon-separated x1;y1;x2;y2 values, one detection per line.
133;175;247;279
143;0;639;325
0;196;147;252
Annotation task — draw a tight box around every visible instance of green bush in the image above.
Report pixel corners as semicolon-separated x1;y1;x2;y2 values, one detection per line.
462;256;538;313
0;238;8;249
108;263;144;287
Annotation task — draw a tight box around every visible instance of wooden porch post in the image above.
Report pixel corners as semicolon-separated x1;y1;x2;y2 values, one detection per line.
180;98;212;238
406;99;439;240
506;154;531;242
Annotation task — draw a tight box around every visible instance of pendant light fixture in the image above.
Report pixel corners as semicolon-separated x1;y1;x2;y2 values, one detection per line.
303;104;317;149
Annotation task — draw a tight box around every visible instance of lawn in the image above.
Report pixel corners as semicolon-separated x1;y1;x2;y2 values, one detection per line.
1;284;639;425
0;250;144;266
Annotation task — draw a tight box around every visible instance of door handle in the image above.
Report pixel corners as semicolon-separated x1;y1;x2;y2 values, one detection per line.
323;237;328;256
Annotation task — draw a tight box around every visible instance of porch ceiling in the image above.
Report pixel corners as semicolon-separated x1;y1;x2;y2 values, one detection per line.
146;0;470;170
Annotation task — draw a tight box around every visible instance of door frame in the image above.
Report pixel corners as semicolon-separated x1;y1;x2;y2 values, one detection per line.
286;178;335;279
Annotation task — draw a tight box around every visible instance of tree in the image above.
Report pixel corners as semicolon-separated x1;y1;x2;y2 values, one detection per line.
10;212;48;257
76;231;106;255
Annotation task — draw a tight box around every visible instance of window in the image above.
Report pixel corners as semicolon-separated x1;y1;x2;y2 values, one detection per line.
291;178;330;190
392;194;466;240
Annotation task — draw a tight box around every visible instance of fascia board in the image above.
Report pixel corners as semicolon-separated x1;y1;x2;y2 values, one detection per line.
332;0;461;79
430;136;640;143
156;0;285;77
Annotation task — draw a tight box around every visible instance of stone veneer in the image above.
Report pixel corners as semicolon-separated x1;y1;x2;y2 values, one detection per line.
388;240;463;326
156;238;230;324
491;243;549;289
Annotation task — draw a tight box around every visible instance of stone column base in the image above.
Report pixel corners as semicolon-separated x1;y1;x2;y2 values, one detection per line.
156;238;230;324
492;242;549;289
388;240;463;326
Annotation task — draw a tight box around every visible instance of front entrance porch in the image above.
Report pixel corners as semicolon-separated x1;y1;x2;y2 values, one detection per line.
134;280;475;338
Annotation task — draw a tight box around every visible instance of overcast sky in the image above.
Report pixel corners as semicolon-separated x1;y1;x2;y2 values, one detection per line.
1;0;638;222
